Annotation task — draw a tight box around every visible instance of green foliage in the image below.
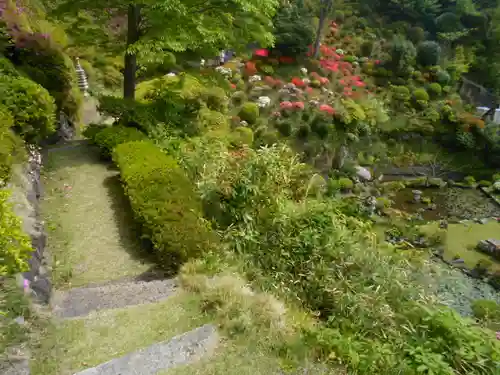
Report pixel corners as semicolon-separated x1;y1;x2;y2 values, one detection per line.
413;88;429;101
238;102;259;125
276;120;292;137
93;125;147;159
390;35;416;74
334;10;345;22
231;91;247;106
0;106;24;183
426;82;442;98
0;190;32;276
472;299;500;321
338;177;354;190
360;41;373;57
408;26;425;44
197;107;228;130
273;1;315;56
12;34;82;121
492;173;500;182
436;12;463;33
417;41;441;67
0;75;56;143
464;175;476;185
202;87;227;112
478;180;492;187
230;127;254;147
435;69;450;85
392;85;411;101
113;141;218;269
296;123;310;140
259;64;274;76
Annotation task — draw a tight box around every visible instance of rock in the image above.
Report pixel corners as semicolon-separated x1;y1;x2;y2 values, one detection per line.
355;166;372;181
452;258;465;264
480;218;489;224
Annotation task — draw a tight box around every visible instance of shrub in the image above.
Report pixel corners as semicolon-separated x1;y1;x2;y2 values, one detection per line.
231;127;254;147
436;12;462;33
464;175;476;186
376;196;392;209
426;82;442;98
276;120;292;137
197;108;228;130
94;125;146;159
0;106;24;183
408;26;425;45
259;64;274;76
258;130;280;147
472;299;500;321
334;10;345;22
82;123;106;142
392;85;411;101
113;141;218;269
478;180;492;187
338;177;353;191
238;102;259;125
417;41;441;67
436;70;450;85
296;124;310;139
493;173;500;182
360;41;373;57
390;35;416;74
413;88;429;101
0;75;56;143
202;87;227;112
231;91;246;105
0;190;32;276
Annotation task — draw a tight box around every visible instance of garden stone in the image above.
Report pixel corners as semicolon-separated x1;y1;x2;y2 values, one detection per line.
439;220;448;229
480;218;489;224
452;258;465;264
412;190;422;203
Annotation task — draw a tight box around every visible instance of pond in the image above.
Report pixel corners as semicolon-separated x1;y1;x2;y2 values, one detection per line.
391;187;500;221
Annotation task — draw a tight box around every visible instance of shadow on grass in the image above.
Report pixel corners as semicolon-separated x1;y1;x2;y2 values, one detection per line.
102;174;173;281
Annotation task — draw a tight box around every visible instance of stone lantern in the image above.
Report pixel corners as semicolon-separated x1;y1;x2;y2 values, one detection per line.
412;190;422;203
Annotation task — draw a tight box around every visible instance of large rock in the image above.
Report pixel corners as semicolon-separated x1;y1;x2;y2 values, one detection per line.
355;166;372;181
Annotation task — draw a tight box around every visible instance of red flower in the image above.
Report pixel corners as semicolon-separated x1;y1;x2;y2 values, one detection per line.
245;61;257;75
319;104;335;115
264;76;276;86
293;101;305;110
339;79;347;86
230;83;236;89
375;60;381;65
280;101;294;110
254;49;269;57
291;77;305;87
319;77;330;85
354;81;366;88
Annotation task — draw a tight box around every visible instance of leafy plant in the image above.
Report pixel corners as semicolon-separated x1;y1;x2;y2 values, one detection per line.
417;41;441;67
238;102;260;125
93;125;146;159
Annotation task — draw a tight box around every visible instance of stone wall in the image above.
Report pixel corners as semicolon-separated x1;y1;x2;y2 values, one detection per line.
8;146;51;304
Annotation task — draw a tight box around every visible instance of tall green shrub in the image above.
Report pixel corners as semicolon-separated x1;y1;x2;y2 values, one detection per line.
417;41;441;67
0;75;56;143
113;141;218;269
0;106;24;183
93;125;146;159
0;190;32;276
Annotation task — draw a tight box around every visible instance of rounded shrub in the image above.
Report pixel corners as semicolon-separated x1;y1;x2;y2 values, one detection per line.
0;75;56;143
360;41;373;57
259;64;274;76
472;299;500;321
231;127;254;147
436;70;450;85
231;91;246;106
338;177;354;191
334;10;345;23
202;87;227;112
238;102;260;125
113;141;218;269
426;82;442;98
392;85;411;101
493;173;500;182
417;41;441;67
413;88;429;101
296;123;311;140
408;26;425;45
94;125;146;159
0;106;24;183
276;120;293;137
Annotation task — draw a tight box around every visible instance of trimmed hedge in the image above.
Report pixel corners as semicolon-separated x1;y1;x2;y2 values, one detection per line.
113;141;218;269
92;125;146;159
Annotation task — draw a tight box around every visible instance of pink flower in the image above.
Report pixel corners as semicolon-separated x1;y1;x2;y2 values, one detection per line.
280;101;294;110
354;81;366;87
293;101;305;110
339;79;347;86
230;83;236;89
319;104;335;115
306;87;313;93
375;60;381;65
319;77;329;85
497;332;500;340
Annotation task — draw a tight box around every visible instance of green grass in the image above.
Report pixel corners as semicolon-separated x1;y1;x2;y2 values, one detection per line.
30;291;209;375
444;221;500;271
42;144;152;288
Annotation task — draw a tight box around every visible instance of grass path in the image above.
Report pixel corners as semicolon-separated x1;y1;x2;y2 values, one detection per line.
42;143;152;289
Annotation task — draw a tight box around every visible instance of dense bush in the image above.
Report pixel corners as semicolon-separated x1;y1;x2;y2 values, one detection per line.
0;75;56;143
113;141;218;269
296;123;310;139
390;35;416;74
436;69;451;85
426;82;442;98
417;41;441;67
93;125;146;159
360;41;373;57
413;88;429;101
408;26;425;45
202;87;227;112
472;299;500;321
0;190;32;276
0;106;24;183
238;102;259;125
392;85;411;101
276;120;292;137
230;127;254;147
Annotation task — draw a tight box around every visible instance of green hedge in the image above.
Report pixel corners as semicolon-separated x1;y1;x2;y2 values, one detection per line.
113;141;218;269
0;106;24;183
92;125;146;159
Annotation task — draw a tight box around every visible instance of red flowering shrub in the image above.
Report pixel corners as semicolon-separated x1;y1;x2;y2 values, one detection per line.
280;101;294;110
319;104;335;115
291;77;305;87
245;61;257;75
264;76;276;86
293;101;305;110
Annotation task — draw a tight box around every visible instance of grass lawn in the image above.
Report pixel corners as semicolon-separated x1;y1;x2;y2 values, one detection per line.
42;144;152;288
443;221;500;272
30;292;209;375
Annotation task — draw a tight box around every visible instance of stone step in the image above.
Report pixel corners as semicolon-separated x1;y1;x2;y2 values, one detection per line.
73;324;218;375
52;278;177;319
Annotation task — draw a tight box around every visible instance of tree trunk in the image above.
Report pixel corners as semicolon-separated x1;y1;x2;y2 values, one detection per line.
123;4;140;99
313;0;333;59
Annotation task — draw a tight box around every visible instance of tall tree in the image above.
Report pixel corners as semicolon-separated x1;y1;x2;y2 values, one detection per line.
54;0;278;98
